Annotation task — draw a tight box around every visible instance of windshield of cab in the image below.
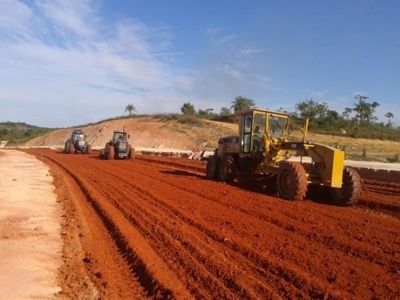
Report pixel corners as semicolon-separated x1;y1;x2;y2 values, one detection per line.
268;116;287;138
113;133;126;142
72;133;84;141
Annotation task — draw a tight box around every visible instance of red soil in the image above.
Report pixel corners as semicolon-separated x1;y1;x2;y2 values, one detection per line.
27;149;400;299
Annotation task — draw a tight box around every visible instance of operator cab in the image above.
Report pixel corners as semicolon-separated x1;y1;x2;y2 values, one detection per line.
71;129;85;142
239;109;289;153
112;131;129;143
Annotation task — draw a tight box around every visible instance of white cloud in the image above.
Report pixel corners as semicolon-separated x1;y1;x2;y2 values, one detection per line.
220;64;271;86
238;47;267;57
0;0;191;126
203;26;235;46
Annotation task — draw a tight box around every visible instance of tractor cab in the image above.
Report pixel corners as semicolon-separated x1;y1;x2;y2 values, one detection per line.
71;129;85;143
111;131;129;144
239;109;290;153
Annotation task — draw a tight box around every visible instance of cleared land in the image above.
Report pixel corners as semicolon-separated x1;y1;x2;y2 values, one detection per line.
25;149;399;299
0;150;62;299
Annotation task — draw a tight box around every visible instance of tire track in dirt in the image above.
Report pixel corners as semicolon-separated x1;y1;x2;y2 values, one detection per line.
70;155;398;298
32;152;190;299
27;150;400;299
137;155;400;219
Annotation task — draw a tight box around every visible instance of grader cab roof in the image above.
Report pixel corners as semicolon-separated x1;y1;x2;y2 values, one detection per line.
238;108;290;118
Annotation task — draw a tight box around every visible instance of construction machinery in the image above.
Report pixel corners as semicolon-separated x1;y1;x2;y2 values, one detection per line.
64;129;91;154
206;108;362;205
100;130;134;160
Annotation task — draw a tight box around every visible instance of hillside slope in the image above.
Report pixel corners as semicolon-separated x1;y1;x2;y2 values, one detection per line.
20;116;400;161
22;117;236;151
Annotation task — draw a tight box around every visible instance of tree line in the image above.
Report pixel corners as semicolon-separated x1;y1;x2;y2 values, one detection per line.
124;94;398;141
178;95;399;141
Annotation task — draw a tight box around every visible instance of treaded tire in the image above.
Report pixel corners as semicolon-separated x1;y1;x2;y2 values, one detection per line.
206;155;219;179
128;146;135;160
218;155;236;182
331;167;361;206
63;141;69;154
68;142;75;154
277;162;308;200
106;145;114;160
86;144;92;154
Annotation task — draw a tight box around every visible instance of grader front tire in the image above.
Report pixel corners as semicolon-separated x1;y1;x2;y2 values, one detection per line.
277;162;308;200
331;167;361;206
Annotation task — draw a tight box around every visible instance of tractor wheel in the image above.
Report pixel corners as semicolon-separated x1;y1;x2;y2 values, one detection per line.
206;155;219;179
63;141;69;154
68;142;75;154
276;162;308;200
331;167;361;206
218;155;236;182
106;145;114;160
86;144;92;154
128;147;135;160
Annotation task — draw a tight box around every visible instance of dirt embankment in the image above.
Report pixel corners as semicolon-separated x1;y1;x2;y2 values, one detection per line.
21;117;236;151
26;149;400;299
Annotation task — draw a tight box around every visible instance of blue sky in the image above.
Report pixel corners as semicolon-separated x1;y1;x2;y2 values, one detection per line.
0;0;399;127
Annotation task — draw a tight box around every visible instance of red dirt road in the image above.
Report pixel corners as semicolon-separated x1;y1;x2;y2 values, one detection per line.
27;149;400;299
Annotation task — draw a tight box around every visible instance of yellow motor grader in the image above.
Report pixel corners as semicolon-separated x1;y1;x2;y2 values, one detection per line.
206;108;362;205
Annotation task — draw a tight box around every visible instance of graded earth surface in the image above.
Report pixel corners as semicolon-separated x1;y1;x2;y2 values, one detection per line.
9;148;397;299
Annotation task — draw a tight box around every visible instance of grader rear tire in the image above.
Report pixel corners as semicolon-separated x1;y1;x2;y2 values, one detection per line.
331;167;361;206
218;155;236;182
106;145;114;160
206;156;219;179
277;162;308;200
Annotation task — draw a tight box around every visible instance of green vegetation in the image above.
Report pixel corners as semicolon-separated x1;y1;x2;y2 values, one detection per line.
125;104;136;115
176;94;400;142
181;102;196;115
230;96;255;113
0;122;53;145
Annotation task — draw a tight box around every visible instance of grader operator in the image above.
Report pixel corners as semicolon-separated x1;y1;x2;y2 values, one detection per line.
206;108;361;206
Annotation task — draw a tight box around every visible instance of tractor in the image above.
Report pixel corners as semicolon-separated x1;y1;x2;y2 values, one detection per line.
100;130;135;160
206;108;362;206
63;129;91;154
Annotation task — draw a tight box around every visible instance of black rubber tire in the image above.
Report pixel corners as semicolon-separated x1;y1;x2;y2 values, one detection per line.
63;141;69;154
331;167;362;206
106;145;114;160
86;144;92;154
206;156;219;179
218;155;236;182
128;146;135;160
277;162;308;200
68;142;75;154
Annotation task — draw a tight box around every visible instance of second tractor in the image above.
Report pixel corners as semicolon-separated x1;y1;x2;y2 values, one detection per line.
100;130;135;160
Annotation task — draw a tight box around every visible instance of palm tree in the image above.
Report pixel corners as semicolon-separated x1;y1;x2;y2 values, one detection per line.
125;104;136;115
230;96;255;113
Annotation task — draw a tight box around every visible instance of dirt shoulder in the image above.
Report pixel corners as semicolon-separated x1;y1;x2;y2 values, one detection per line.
0;150;62;299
